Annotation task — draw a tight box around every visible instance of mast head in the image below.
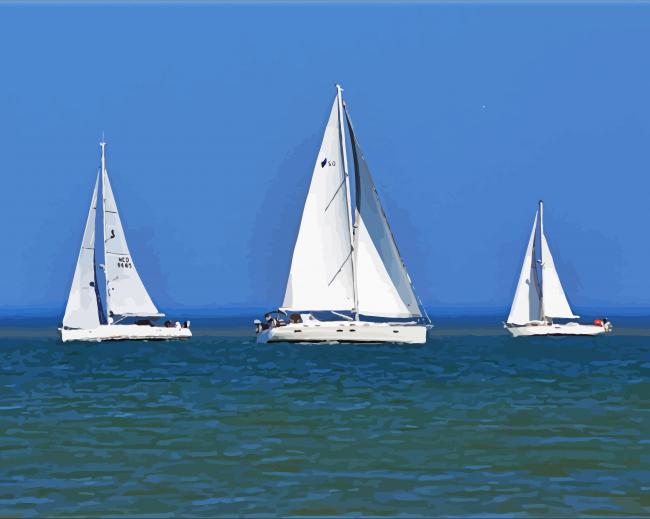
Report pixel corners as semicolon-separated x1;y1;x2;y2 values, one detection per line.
335;83;344;94
99;136;107;169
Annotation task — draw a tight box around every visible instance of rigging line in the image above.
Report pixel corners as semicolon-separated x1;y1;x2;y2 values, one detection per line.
417;293;433;325
327;248;353;287
324;177;346;212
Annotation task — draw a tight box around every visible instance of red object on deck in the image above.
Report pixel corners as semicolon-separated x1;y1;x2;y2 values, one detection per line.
593;319;603;326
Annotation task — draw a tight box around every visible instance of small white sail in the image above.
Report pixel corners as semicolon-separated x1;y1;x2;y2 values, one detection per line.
345;109;422;319
281;96;356;312
63;175;103;329
101;143;161;318
507;210;542;325
539;208;578;319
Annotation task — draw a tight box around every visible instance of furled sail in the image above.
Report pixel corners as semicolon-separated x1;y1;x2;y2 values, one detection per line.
63;175;104;329
539;204;578;319
101;144;161;318
281;96;355;312
345;109;422;319
506;210;542;325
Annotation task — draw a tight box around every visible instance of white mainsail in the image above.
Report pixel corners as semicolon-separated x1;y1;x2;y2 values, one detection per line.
345;109;422;319
101;142;161;318
281;95;355;312
539;203;579;319
506;210;542;325
63;175;104;329
507;201;578;325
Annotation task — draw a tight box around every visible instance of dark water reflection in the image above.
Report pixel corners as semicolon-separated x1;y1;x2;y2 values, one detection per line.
0;320;648;516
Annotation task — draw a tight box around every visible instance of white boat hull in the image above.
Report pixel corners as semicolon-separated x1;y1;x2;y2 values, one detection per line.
506;322;610;337
256;321;427;344
59;324;192;343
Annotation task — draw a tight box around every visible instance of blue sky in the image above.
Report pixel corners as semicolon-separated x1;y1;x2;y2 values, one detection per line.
2;2;650;315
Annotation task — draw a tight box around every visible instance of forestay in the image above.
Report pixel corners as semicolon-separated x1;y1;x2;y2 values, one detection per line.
345;110;422;319
63;175;104;329
506;210;542;325
102;145;161;318
281;96;356;312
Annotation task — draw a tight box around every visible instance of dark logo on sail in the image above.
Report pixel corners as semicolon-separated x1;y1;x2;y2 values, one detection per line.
321;158;336;168
117;256;133;269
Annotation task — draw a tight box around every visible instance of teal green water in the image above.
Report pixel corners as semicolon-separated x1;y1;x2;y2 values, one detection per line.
1;318;649;516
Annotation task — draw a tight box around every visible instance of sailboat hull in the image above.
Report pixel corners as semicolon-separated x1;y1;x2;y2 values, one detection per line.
505;322;609;337
256;321;427;344
59;324;192;343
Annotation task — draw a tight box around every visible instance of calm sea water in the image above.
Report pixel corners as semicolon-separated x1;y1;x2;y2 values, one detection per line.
1;316;649;517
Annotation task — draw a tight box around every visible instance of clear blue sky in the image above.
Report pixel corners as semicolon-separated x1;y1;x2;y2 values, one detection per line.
2;2;650;315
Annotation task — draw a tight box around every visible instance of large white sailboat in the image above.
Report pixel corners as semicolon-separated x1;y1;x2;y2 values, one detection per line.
60;141;192;342
505;201;612;337
255;85;431;344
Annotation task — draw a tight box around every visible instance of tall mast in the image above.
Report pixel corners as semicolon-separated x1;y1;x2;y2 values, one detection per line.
100;139;109;322
336;84;359;320
538;199;545;321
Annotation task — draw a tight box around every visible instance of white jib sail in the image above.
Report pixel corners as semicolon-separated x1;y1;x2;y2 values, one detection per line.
101;144;161;318
63;174;103;329
345;110;422;319
507;210;542;325
281;96;355;312
539;206;578;319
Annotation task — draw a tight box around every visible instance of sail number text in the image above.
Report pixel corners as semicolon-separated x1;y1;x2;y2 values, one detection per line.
117;256;133;269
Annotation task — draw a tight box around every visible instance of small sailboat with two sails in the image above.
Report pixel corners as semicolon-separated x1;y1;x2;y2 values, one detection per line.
254;85;431;344
505;201;612;337
60;141;192;342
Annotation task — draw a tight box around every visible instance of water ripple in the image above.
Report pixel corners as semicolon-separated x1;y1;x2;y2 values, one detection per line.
0;332;648;516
